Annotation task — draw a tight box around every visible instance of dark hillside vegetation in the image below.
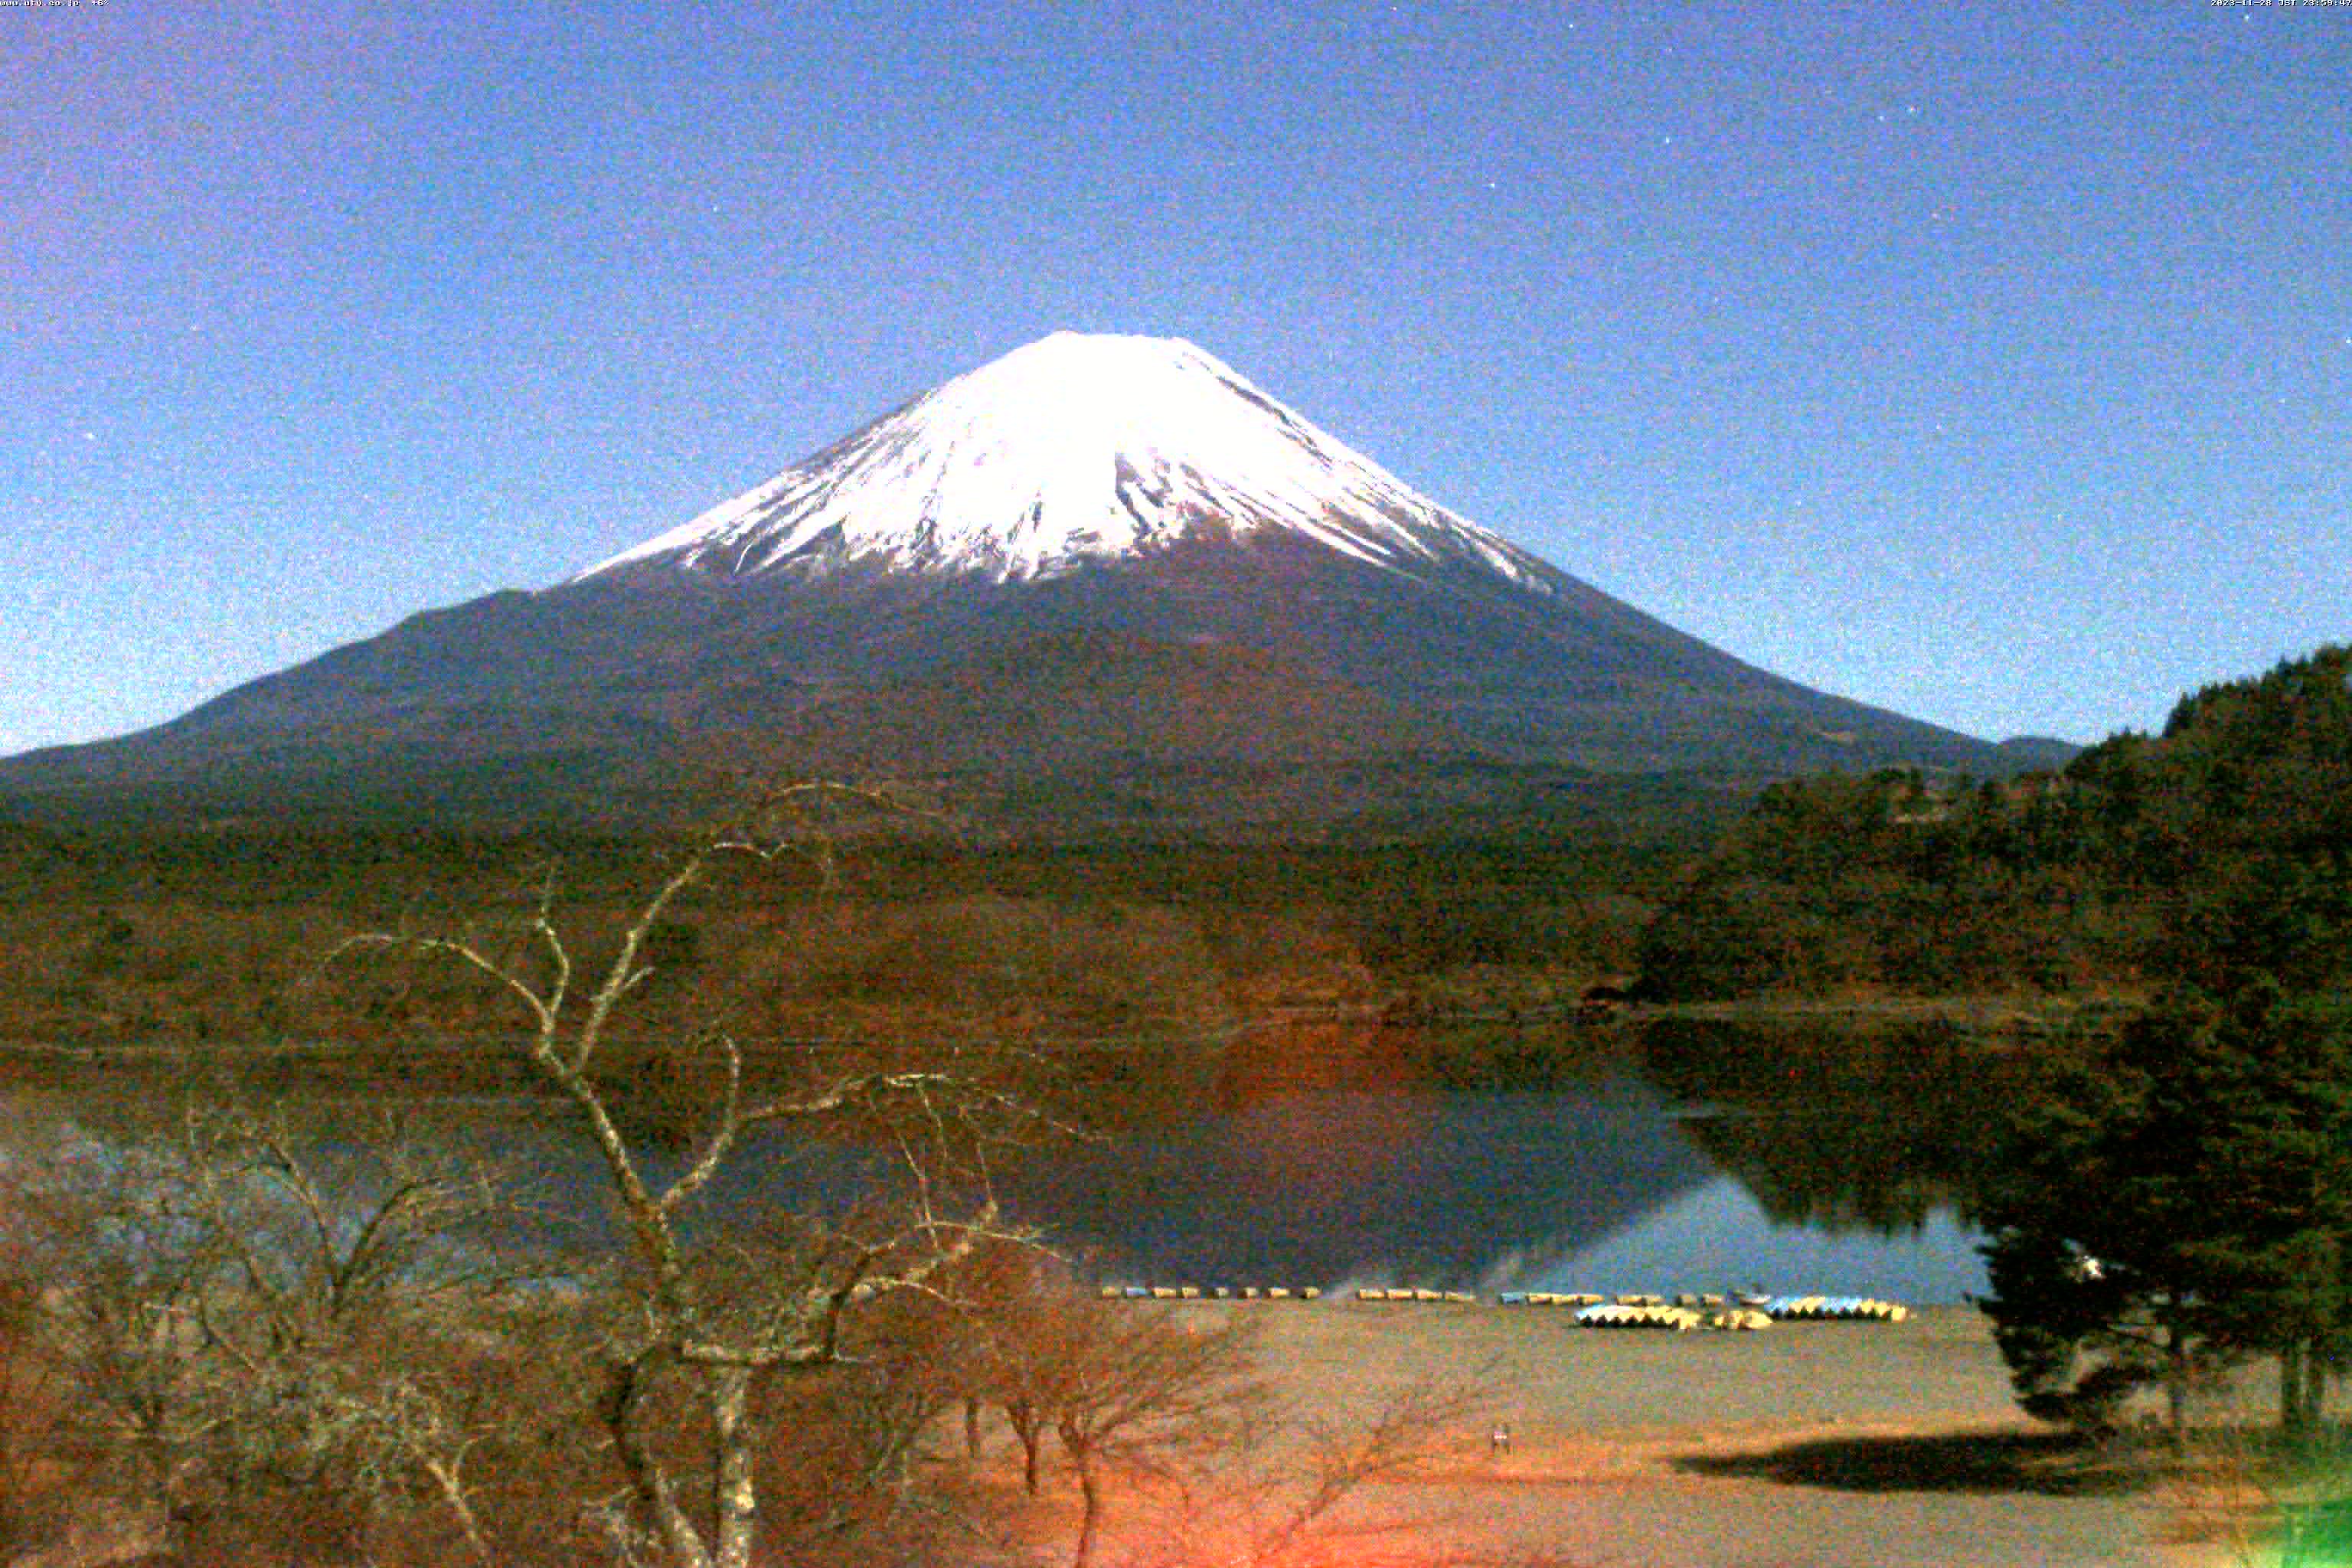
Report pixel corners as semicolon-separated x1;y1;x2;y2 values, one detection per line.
0;818;1700;1064
1637;645;2352;1003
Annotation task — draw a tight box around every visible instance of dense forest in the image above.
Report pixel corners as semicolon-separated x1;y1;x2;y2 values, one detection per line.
1635;645;2352;1002
0;819;1699;1070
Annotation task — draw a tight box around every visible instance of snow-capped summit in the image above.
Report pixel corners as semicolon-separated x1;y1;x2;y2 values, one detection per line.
578;332;1551;592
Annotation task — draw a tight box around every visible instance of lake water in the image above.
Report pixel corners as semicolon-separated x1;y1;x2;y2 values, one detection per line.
992;1015;2008;1302
999;1085;1992;1302
0;1016;2017;1305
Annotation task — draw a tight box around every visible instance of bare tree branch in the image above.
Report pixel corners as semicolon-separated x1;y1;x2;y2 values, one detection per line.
309;784;1044;1568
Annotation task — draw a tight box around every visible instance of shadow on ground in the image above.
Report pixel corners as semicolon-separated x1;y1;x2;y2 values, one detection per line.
1673;1431;2146;1497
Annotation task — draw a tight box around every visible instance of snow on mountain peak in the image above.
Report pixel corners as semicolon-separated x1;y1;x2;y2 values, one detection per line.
576;332;1553;592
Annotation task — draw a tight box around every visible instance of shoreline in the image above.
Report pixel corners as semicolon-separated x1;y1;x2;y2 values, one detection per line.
0;988;2140;1067
1098;1301;2234;1568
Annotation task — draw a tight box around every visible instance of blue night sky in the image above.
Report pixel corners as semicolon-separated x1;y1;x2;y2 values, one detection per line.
5;1;2347;759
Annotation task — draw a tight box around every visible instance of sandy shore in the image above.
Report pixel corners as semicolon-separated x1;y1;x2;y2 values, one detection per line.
1052;1302;2245;1568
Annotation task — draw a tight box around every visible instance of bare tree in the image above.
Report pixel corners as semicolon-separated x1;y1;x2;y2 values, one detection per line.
1050;1305;1265;1568
18;1127;228;1530
332;785;1054;1568
1242;1374;1487;1566
9;1090;554;1566
936;1241;1072;1494
1129;1373;1488;1568
946;1259;1266;1568
0;1190;65;1557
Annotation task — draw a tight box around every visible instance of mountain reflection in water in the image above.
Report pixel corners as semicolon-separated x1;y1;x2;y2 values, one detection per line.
994;1015;2015;1302
1003;1080;1716;1292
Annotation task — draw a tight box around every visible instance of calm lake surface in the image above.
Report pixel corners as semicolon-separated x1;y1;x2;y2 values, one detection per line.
0;1016;2019;1305
995;1015;2009;1302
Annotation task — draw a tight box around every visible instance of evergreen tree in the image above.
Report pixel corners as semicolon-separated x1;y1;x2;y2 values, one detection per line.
1978;987;2352;1437
1975;1015;2216;1438
1978;647;2352;1440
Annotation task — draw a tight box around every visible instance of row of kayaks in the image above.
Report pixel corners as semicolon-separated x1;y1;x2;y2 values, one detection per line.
1575;1299;1908;1330
1505;1292;1909;1325
1746;1295;1912;1321
1093;1284;1909;1323
1568;1303;1767;1331
1099;1285;1325;1301
1499;1291;1909;1322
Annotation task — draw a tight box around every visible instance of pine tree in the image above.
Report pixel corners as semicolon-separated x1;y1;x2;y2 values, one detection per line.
1979;647;2352;1441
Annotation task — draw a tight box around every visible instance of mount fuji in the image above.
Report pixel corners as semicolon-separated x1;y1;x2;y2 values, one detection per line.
2;333;2028;832
579;332;1553;592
